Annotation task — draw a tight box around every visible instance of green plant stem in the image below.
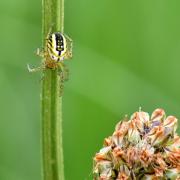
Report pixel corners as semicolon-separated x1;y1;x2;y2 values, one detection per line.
41;0;64;179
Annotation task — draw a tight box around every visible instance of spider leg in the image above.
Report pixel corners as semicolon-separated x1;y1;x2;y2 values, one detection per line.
27;64;44;73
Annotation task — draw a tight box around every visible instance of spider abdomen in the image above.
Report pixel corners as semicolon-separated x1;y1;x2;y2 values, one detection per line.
47;32;67;61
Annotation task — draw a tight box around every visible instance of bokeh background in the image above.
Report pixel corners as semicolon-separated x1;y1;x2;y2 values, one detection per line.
0;0;180;179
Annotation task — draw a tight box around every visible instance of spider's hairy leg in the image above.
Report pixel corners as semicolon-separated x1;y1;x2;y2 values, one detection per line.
58;62;69;81
36;48;45;58
64;34;73;59
57;62;69;96
27;63;45;73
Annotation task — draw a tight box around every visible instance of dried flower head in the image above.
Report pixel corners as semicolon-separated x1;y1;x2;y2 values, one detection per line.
93;109;180;179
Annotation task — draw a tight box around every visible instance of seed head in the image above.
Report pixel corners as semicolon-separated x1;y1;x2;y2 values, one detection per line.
93;109;180;179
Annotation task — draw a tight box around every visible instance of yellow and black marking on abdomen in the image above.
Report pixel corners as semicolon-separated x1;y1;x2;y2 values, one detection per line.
47;32;67;62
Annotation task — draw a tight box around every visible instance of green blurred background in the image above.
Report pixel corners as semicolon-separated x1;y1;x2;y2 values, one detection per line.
0;0;180;179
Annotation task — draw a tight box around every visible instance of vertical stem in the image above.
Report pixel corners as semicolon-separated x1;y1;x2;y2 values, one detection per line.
41;0;64;179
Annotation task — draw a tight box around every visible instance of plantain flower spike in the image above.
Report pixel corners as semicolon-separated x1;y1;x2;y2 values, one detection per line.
93;108;180;179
